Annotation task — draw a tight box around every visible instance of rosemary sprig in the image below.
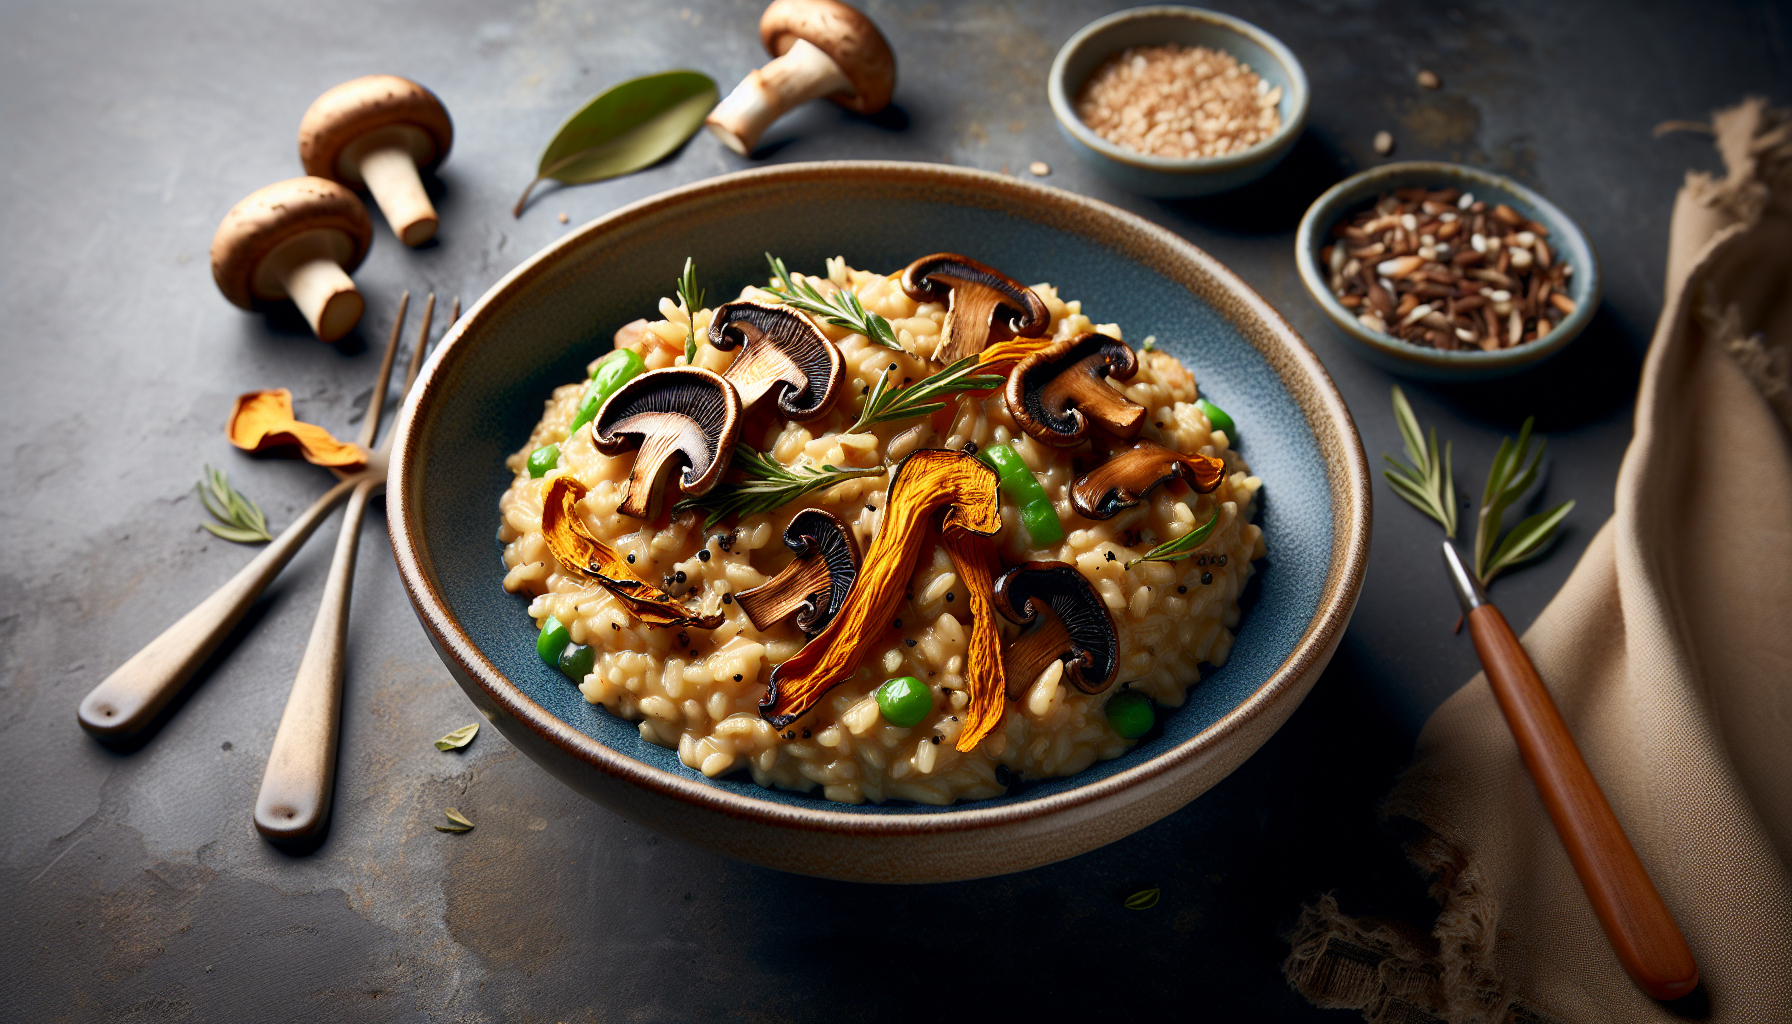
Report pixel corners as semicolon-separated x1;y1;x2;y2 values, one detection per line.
1383;386;1458;538
1126;507;1220;568
197;464;273;543
676;256;704;364
1475;416;1575;583
848;355;1007;433
674;448;885;529
763;253;903;351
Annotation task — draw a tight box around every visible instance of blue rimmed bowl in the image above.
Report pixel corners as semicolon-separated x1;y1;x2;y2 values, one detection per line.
1048;6;1309;197
1296;161;1602;380
387;161;1370;883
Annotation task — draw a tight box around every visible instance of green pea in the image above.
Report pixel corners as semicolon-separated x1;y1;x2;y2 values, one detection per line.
536;616;570;668
558;642;595;681
978;443;1065;548
875;676;933;728
1105;690;1155;739
527;443;561;478
1196;398;1235;438
567;349;646;439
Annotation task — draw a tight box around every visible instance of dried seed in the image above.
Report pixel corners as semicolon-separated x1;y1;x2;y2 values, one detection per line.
1373;130;1394;155
1417;70;1441;89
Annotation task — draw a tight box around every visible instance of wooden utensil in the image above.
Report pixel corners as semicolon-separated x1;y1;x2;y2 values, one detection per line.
1441;540;1698;1001
77;293;413;740
255;295;450;844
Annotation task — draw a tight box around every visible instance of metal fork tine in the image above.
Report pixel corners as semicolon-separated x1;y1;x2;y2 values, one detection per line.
356;291;410;452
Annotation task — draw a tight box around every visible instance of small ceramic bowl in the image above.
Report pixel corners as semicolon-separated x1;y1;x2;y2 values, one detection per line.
388;161;1370;884
1047;6;1308;197
1295;162;1601;381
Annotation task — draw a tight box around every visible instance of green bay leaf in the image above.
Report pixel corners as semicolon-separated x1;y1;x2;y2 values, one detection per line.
434;723;479;751
514;70;718;216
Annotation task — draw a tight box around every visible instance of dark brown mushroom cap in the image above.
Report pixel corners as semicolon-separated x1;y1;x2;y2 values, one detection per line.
594;367;743;520
759;0;896;115
707;301;845;420
210;177;373;309
735;509;862;635
1006;333;1146;448
299;75;454;181
994;561;1120;695
899;253;1050;363
1070;439;1226;520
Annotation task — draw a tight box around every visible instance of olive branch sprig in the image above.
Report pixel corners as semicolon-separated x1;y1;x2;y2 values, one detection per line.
197;464;273;543
763;254;903;351
674;448;885;530
1383;387;1574;585
847;355;1007;434
675;256;704;365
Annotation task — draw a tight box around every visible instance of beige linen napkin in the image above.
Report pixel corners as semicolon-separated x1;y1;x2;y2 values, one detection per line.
1285;98;1792;1024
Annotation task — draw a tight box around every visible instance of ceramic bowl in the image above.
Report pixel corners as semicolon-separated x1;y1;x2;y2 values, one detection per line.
387;161;1370;883
1295;161;1602;380
1047;6;1308;197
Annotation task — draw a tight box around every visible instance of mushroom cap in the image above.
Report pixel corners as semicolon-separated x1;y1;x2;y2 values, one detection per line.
737;508;863;635
994;561;1121;694
593;367;743;503
709;301;846;420
759;0;896;115
1005;333;1144;447
298;75;454;181
210;177;373;310
898;252;1051;358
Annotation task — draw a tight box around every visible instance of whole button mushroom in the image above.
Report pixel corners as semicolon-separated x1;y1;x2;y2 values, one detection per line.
705;0;896;156
210;177;374;343
298;75;453;246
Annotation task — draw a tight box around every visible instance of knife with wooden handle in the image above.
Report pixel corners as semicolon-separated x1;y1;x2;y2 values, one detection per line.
1442;540;1698;1002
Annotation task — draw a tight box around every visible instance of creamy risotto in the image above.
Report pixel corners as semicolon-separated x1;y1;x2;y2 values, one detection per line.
497;256;1264;805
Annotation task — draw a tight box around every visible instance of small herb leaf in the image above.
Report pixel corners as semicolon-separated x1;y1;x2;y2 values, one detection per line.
1484;499;1575;582
434;723;480;751
434;824;473;833
1124;888;1161;910
444;807;475;829
1382;387;1458;538
763;254;903;350
514;71;718;216
676;257;705;365
1126;508;1220;567
198;465;273;544
674;448;884;530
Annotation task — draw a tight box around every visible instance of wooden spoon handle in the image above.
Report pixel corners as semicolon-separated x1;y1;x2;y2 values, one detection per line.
253;478;376;843
77;477;359;739
1467;604;1699;1001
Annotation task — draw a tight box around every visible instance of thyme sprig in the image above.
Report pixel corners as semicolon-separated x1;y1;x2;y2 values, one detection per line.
763;254;903;351
676;256;704;364
674;447;885;529
1126;507;1220;568
848;355;1007;434
1384;386;1458;538
1475;416;1575;584
1382;387;1573;585
198;464;273;544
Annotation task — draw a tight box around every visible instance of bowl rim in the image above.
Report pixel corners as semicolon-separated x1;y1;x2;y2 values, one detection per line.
387;160;1370;837
1294;160;1604;372
1047;5;1311;173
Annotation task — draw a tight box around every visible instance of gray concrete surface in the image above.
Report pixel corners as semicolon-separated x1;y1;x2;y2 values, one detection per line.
2;0;1784;1019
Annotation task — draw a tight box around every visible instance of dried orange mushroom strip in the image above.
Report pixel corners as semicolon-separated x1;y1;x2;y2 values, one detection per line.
761;450;1004;737
539;475;724;630
938;529;1007;751
226;389;367;469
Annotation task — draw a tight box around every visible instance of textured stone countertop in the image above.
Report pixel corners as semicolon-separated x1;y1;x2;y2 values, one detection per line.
3;1;1783;1019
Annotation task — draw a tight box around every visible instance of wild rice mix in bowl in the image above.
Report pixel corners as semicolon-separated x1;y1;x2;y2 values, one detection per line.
497;255;1266;805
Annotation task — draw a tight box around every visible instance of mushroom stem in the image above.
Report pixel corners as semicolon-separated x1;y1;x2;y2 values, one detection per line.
1003;613;1074;700
706;38;853;155
263;231;363;343
342;125;439;246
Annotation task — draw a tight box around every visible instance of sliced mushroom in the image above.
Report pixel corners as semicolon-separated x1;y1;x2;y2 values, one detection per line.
736;509;861;635
705;0;896;156
593;367;743;520
994;562;1121;696
298;75;453;247
210;177;374;342
707;301;845;419
1070;440;1226;520
899;253;1050;363
1006;333;1146;447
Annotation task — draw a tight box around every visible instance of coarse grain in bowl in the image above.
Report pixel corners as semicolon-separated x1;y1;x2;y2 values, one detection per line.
1296;161;1601;381
1048;6;1308;197
387;161;1370;883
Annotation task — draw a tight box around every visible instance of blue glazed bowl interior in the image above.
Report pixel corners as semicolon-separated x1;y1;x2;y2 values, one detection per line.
411;169;1335;815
